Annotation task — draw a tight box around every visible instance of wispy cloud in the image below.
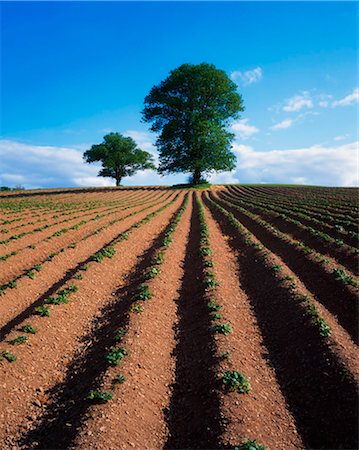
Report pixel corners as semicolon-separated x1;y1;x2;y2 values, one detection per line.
332;88;359;107
283;91;313;112
230;141;357;187
271;119;293;130
231;119;259;139
230;67;263;85
334;134;351;142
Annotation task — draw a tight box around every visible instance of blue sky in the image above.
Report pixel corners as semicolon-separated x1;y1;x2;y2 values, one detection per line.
0;1;358;188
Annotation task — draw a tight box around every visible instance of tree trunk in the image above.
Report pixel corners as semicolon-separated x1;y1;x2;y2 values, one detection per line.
192;168;202;185
116;176;122;186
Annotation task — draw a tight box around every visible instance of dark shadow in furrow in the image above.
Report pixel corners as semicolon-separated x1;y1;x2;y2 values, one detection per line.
230;186;359;229
19;197;185;450
204;194;358;449
0;195;176;342
227;187;358;248
211;192;359;344
222;189;359;273
164;194;222;449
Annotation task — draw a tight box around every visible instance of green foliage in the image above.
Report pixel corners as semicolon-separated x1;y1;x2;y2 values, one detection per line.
115;329;128;342
136;284;152;301
222;370;251;393
87;390;113;403
105;347;128;366
20;324;37;334
333;268;356;286
1;350;17;362
92;246;116;262
130;304;144;313
142;63;244;184
112;373;126;386
8;335;28;345
234;439;265;450
83;133;156;186
211;323;233;335
33;306;50;317
27;270;36;280
144;266;161;280
208;299;222;312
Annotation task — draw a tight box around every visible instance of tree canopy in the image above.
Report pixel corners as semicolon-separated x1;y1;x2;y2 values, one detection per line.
142;63;244;185
83;133;155;186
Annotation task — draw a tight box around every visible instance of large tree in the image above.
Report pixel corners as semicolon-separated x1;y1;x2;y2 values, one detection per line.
83;133;155;186
142;63;244;185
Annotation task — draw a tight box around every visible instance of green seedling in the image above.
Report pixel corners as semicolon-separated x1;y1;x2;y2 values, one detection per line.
234;438;265;450
20;324;37;334
8;280;17;289
219;351;231;360
272;264;282;272
33;264;42;272
115;329;128;342
112;373;126;386
130;304;144;313
27;270;35;280
210;311;222;321
144;267;161;280
152;251;165;265
200;247;212;256
33;306;50;317
8;335;28;345
80;265;89;271
87;390;113;403
315;318;332;337
222;370;251;393
74;273;83;280
333;268;355;286
105;347;128;366
1;350;17;362
212;323;233;335
203;260;214;268
208;299;222;312
68;243;77;249
204;273;219;288
136;284;152;301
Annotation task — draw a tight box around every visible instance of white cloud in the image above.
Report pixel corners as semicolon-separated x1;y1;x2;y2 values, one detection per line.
231;141;358;187
231;119;259;139
1;137;357;189
230;67;263;85
334;134;351;142
283;91;313;112
271;119;293;130
332;88;359;107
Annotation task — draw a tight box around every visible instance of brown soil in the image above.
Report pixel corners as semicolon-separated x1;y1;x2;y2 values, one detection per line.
0;192;174;337
202;199;303;449
212;191;359;343
73;194;193;449
0;192;185;448
204;192;358;449
219;188;358;274
0;190;163;284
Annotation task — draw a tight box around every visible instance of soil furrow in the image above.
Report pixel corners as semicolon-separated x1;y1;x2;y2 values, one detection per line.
202;198;304;449
0;192;175;335
16;194;189;449
204;193;358;449
212;192;359;344
0;190;164;282
221;189;359;274
73;195;193;449
164;194;222;449
0;192;184;447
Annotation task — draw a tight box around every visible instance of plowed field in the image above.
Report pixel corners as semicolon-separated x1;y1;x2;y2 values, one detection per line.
0;185;358;449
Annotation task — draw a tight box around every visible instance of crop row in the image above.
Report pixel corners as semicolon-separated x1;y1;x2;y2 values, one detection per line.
218;190;359;276
195;194;264;450
0;193;182;360
229;187;358;243
0;190;160;263
0;191;173;295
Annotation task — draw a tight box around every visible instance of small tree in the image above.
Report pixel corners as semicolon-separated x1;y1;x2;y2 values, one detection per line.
83;133;156;186
142;63;244;185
